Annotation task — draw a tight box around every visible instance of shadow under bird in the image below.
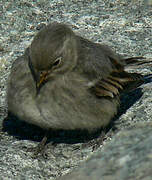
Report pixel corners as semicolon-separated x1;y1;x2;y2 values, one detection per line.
7;22;152;152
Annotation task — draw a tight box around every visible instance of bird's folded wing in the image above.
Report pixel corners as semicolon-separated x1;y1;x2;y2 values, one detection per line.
91;56;150;98
92;72;144;98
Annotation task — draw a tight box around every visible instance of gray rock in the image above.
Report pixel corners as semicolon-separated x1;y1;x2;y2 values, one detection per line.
0;0;152;179
57;124;152;180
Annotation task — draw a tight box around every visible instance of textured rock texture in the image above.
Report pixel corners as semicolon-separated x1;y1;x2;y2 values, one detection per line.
57;124;152;180
0;0;152;179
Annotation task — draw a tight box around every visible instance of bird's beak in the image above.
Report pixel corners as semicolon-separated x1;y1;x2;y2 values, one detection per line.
36;71;49;94
28;55;50;95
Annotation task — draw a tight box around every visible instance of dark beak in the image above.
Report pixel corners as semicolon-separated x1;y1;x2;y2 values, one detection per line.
28;55;49;95
36;71;49;94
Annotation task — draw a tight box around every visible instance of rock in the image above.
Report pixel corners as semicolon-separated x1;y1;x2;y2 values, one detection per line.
0;0;152;179
57;123;152;180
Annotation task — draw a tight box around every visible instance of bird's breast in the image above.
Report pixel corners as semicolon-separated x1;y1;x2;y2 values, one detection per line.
35;73;119;131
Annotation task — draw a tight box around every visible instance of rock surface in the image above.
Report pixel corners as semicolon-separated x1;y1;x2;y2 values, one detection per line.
0;0;152;180
57;123;152;180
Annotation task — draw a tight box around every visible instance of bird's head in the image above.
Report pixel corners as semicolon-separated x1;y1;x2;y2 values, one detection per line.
28;23;78;94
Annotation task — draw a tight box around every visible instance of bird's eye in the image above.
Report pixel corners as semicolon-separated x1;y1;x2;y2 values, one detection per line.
52;57;62;67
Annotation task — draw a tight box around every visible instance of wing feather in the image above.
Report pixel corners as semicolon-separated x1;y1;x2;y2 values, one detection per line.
92;57;146;98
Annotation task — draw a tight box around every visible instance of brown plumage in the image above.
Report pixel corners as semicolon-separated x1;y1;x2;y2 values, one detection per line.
7;22;152;135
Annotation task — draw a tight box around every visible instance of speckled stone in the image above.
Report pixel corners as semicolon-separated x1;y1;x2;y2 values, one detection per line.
0;0;152;179
57;124;152;180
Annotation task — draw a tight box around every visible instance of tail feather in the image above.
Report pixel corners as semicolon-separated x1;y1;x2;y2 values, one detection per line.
124;56;145;65
124;57;152;70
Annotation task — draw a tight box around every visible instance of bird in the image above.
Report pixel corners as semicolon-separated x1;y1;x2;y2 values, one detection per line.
7;22;152;153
